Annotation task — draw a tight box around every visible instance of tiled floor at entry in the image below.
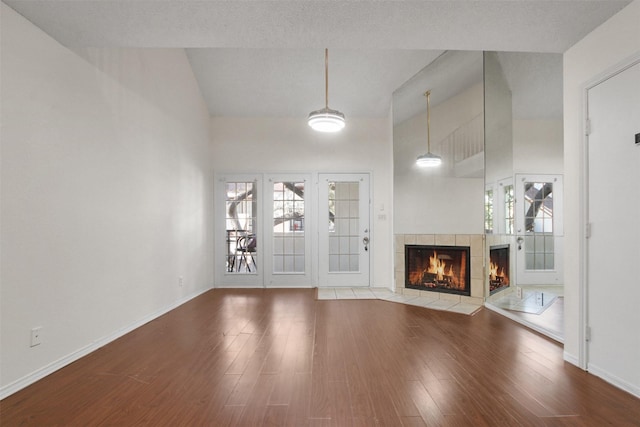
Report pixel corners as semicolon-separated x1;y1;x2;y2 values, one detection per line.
316;287;482;315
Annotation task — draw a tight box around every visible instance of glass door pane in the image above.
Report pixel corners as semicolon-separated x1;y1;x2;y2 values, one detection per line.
272;181;305;273
264;174;311;287
515;174;563;285
319;173;370;287
225;180;257;274
328;181;360;272
523;181;554;270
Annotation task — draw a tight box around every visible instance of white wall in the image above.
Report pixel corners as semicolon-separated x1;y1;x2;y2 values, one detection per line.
0;4;213;396
563;0;640;375
211;115;394;289
484;51;514;185
393;83;484;235
513;119;563;174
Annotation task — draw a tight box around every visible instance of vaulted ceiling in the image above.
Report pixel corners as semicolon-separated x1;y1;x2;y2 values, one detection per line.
4;0;630;120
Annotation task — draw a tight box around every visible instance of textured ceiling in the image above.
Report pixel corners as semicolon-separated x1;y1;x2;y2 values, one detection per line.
3;0;628;119
187;48;443;118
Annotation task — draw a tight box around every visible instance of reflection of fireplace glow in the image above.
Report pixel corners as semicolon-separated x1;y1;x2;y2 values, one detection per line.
406;245;470;296
489;245;510;295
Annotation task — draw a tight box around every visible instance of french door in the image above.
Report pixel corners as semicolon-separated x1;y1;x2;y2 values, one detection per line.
514;174;563;285
318;174;370;287
216;173;370;288
216;174;263;287
263;174;312;287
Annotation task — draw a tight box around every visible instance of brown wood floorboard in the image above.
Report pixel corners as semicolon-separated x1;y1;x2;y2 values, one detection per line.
2;288;639;426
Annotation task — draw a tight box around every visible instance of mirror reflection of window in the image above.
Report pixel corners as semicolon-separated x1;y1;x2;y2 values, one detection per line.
523;181;554;270
485;188;494;234
504;184;514;235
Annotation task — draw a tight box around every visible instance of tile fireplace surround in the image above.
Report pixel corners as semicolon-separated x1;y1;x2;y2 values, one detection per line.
395;234;485;305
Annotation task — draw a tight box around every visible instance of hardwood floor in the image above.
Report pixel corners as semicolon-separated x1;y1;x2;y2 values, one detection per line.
2;288;639;426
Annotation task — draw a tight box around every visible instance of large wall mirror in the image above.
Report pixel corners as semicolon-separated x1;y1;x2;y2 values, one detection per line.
393;51;484;236
392;51;485;300
392;50;564;338
484;51;564;340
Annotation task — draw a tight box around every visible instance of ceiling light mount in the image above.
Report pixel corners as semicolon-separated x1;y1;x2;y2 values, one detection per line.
416;90;442;167
308;49;345;132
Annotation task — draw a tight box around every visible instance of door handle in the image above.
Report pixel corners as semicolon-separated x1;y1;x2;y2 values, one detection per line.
516;236;524;250
363;236;369;251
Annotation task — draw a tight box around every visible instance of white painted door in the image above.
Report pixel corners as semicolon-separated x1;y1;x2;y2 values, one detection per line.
586;61;640;389
263;174;313;287
318;174;370;287
514;174;564;285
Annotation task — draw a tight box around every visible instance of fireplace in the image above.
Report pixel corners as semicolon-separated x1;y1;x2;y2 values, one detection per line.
489;244;510;295
405;245;471;296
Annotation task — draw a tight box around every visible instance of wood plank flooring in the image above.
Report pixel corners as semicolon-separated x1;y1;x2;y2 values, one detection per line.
2;288;639;426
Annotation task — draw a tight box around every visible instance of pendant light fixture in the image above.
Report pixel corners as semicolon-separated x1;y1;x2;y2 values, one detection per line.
308;48;345;132
416;90;442;167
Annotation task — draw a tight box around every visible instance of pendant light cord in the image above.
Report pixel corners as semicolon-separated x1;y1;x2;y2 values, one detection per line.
325;48;329;109
425;90;431;152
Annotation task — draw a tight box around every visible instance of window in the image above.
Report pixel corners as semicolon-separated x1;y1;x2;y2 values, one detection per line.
523;182;554;269
504;184;514;235
225;181;257;273
328;181;360;272
484;188;494;234
272;182;305;273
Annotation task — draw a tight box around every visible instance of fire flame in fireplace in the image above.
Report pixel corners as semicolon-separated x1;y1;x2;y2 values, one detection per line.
430;251;453;281
489;261;500;281
405;245;469;294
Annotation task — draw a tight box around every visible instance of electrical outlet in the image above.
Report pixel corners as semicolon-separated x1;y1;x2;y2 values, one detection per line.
31;327;42;347
178;276;184;287
516;287;523;299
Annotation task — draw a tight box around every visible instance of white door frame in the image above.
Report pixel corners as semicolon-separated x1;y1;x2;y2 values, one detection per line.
263;174;313;287
583;57;640;389
215;173;264;288
215;171;372;289
318;173;371;287
579;54;640;370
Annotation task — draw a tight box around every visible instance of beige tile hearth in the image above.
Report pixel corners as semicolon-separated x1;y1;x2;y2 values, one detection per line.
317;287;483;316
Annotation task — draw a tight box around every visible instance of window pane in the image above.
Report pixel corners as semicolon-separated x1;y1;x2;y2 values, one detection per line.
225;180;257;274
523;181;555;271
272;181;305;274
328;181;360;272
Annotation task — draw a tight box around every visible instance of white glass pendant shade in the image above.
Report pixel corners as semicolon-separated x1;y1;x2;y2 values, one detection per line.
308;107;346;132
416;89;441;167
416;152;442;167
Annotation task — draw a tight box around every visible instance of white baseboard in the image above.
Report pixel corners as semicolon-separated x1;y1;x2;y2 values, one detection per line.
0;287;211;400
563;351;580;367
587;363;640;399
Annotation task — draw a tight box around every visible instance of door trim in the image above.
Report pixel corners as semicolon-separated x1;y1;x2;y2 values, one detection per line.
263;174;313;287
215;174;264;288
579;53;640;370
318;173;371;287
